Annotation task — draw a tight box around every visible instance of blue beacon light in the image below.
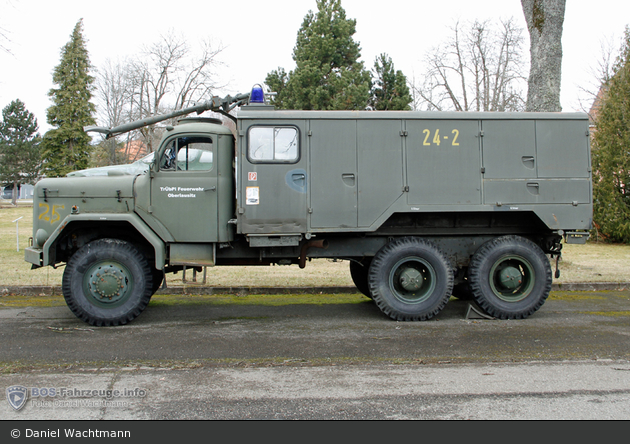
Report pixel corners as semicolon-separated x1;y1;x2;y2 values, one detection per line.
250;84;265;103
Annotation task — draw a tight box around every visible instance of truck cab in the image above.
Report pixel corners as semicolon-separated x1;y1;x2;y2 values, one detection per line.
133;118;235;260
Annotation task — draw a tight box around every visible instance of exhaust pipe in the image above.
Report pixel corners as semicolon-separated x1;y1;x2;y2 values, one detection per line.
299;239;328;269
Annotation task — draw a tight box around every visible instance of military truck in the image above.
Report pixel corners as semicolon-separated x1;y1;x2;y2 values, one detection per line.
25;86;592;326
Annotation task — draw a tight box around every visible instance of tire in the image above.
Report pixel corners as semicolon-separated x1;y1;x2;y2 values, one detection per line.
349;258;372;298
62;239;153;326
368;237;453;321
467;235;552;319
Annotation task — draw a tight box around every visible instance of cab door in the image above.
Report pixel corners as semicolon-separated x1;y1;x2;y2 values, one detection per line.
149;134;218;242
238;121;308;234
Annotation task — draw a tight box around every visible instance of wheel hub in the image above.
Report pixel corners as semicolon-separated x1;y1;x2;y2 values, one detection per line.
87;264;129;303
399;267;424;292
389;256;437;304
498;266;523;291
489;255;536;302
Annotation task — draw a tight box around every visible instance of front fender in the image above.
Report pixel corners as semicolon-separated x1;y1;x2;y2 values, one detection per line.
41;213;166;270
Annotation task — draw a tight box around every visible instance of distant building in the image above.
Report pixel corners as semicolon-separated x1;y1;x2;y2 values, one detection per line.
1;184;34;200
123;139;149;163
588;85;608;131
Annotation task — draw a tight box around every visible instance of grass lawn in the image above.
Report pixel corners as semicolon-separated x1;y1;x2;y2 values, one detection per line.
2;203;628;288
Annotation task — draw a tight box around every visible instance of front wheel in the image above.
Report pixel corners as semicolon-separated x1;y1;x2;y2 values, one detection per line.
368;237;453;321
467;235;552;319
62;239;153;326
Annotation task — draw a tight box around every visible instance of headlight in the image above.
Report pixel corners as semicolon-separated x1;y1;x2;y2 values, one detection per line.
35;229;49;247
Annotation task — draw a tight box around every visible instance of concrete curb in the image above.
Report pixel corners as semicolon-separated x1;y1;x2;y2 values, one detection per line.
1;282;629;297
552;282;630;291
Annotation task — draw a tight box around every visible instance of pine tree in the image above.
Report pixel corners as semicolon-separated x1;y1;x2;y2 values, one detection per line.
369;53;412;110
0;99;41;205
592;27;630;243
265;0;371;110
41;19;96;177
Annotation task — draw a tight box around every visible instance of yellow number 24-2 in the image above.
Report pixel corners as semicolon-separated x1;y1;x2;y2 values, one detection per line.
422;129;460;147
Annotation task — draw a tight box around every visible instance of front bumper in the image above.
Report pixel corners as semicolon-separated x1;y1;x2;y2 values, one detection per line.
24;247;43;268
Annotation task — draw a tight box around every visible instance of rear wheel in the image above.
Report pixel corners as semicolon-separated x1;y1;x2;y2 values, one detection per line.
368;237;453;321
62;239;153;326
467;235;552;319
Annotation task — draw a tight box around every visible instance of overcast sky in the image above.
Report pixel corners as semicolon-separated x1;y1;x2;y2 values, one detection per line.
1;0;629;133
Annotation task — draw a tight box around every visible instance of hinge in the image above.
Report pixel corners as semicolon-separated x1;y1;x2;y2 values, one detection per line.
400;131;408;137
308;131;312;137
480;167;486;174
403;186;410;192
479;131;485;137
308;208;313;214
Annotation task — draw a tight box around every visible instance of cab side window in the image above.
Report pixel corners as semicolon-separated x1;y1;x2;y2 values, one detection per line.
248;127;298;163
160;136;213;171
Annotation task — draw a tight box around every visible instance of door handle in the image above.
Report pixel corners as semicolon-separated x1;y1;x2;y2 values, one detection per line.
342;173;356;187
522;156;535;169
205;186;217;192
526;182;540;195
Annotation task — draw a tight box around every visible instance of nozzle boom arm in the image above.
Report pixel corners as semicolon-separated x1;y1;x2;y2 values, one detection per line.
85;92;250;138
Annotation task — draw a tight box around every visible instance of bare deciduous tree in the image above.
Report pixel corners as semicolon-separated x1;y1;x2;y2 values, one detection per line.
0;1;13;54
0;27;10;54
412;18;527;112
94;31;225;162
521;0;566;112
96;59;134;165
576;35;619;118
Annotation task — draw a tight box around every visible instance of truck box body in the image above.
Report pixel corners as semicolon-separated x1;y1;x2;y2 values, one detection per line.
236;108;591;237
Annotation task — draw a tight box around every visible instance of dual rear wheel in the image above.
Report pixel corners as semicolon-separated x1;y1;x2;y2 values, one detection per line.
356;235;552;321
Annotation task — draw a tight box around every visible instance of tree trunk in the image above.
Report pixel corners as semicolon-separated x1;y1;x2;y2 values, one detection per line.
521;0;566;111
11;181;18;206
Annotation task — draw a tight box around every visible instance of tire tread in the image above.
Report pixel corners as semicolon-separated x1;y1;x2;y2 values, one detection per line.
468;235;552;319
368;237;453;321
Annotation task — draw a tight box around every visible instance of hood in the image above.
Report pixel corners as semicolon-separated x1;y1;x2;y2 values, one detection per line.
66;153;153;177
36;175;136;199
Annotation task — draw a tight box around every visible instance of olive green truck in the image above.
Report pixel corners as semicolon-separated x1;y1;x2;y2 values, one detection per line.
25;87;592;326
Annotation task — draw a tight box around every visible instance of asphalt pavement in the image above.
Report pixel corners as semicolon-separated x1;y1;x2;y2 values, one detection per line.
1;288;630;420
